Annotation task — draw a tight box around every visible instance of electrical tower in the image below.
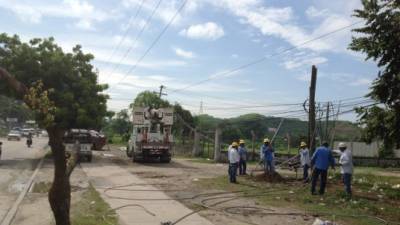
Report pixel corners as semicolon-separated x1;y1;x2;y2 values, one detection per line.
199;101;204;115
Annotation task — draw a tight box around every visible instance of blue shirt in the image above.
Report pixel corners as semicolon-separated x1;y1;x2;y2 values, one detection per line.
261;144;274;161
238;146;247;161
311;146;335;170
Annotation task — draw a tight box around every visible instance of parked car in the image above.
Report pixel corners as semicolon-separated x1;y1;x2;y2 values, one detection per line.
21;128;35;137
89;130;107;150
7;130;22;141
64;129;93;162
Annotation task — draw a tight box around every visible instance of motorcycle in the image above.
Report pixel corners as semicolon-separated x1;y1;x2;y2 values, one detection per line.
26;138;32;148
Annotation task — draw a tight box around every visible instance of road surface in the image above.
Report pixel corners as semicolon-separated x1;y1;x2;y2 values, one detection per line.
0;137;48;223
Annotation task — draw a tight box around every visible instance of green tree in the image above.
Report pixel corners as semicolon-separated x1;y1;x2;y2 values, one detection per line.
130;90;170;108
349;0;400;156
173;103;194;143
0;33;107;225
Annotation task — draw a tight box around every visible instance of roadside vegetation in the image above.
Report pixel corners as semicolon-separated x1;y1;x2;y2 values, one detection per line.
71;185;118;225
197;170;400;225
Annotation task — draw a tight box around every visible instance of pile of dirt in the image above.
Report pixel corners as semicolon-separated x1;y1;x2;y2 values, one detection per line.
252;171;285;183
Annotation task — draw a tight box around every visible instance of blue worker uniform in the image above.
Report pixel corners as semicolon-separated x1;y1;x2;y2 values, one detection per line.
238;146;247;175
310;146;335;195
261;144;275;173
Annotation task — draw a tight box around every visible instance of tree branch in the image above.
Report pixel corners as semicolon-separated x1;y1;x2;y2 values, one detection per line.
0;67;28;97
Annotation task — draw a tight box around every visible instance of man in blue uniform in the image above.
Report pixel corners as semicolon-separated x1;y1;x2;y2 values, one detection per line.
261;138;274;174
311;142;335;195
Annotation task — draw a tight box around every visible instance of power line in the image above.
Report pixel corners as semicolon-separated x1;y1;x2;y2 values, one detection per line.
107;0;163;83
168;21;363;95
109;0;188;91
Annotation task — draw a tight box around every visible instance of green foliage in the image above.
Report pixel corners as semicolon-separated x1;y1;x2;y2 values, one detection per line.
103;109;131;143
194;113;361;147
349;0;400;156
0;33;108;130
129;90;170;108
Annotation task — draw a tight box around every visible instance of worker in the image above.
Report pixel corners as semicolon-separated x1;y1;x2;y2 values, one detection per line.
299;142;311;182
338;142;353;197
238;139;248;175
228;141;240;183
311;142;335;195
0;141;2;160
261;138;275;174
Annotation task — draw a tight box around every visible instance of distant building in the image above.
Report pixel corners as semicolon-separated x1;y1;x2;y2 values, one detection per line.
268;127;277;133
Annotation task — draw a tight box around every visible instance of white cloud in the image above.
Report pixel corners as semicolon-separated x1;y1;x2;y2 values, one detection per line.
283;52;328;70
231;54;239;58
75;19;94;30
179;22;225;40
208;0;357;53
306;6;329;18
0;0;110;28
350;78;372;86
173;47;195;59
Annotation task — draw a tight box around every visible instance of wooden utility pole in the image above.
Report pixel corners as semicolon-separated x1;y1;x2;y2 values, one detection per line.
308;65;317;153
286;133;291;154
214;127;222;162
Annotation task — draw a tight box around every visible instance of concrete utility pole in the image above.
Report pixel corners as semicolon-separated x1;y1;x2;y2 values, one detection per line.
325;102;330;142
214;127;222;162
158;85;167;98
192;129;201;157
308;65;317;153
251;130;256;161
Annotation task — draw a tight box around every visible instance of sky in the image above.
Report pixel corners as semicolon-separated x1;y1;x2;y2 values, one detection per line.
0;0;379;121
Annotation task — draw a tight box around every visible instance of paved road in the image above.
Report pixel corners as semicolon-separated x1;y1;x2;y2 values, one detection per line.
0;137;48;223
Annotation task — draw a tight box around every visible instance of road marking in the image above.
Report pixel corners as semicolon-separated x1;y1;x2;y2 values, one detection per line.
0;156;45;225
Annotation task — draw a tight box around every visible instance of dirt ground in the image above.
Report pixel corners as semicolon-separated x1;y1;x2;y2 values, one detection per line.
101;147;316;225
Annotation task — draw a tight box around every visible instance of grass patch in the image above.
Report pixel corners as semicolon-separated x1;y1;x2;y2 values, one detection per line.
32;181;52;193
197;170;400;225
71;185;119;225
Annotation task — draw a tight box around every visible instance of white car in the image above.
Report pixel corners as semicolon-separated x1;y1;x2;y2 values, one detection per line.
7;130;22;141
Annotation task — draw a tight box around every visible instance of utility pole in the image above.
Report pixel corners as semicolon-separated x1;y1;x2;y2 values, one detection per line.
308;65;317;153
251;130;256;161
286;132;291;155
158;85;167;98
325;102;330;142
214;127;222;162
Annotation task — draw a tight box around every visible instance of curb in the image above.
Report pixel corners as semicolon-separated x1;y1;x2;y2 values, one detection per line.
0;155;45;225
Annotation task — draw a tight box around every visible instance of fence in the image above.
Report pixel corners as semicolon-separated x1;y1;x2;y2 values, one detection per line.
333;141;380;158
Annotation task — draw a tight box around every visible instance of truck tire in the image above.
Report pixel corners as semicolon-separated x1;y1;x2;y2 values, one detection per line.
160;156;171;163
87;155;92;162
126;147;132;158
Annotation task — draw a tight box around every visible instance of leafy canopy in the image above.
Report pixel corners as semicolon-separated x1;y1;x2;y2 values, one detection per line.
349;0;400;155
0;33;108;130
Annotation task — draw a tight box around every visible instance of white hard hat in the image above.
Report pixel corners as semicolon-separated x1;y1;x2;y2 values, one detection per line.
338;142;347;148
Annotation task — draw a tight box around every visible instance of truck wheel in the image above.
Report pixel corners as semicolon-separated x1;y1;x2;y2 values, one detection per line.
160;156;171;163
87;155;92;162
126;147;132;158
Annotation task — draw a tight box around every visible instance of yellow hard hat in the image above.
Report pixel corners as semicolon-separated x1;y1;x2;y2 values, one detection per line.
263;138;270;143
300;142;307;147
239;139;245;144
231;142;239;147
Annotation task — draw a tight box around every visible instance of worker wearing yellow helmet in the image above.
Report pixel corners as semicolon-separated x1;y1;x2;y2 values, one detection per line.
228;141;240;183
238;139;248;175
299;141;311;182
261;138;275;174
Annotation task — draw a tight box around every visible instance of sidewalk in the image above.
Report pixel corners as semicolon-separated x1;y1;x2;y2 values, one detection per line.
81;163;215;225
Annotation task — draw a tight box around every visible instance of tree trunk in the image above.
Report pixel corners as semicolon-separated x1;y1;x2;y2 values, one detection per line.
47;127;71;225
